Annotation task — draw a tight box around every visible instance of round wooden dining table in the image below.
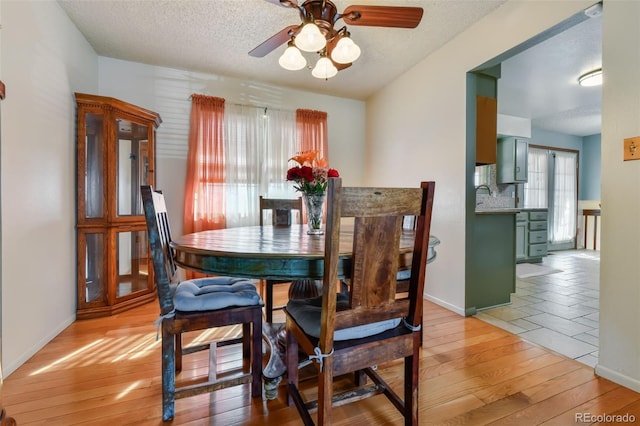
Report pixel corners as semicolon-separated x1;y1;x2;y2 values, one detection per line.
170;224;440;386
170;224;439;280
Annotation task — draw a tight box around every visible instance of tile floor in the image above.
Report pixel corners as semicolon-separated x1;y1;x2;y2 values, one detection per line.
475;249;600;368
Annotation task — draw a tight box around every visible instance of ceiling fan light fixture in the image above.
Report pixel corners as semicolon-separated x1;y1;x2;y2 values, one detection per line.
331;34;361;64
279;43;307;70
295;22;326;52
578;68;603;87
312;56;338;79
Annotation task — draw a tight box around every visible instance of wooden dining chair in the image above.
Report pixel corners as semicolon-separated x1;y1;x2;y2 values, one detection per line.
284;178;435;426
141;185;263;421
259;195;302;227
259;196;303;322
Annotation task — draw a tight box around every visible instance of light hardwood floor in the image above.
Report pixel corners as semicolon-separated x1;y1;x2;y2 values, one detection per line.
4;295;640;425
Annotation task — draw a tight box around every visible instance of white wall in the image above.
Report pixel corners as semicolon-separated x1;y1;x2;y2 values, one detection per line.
98;58;366;236
596;0;640;392
365;1;593;314
0;1;98;375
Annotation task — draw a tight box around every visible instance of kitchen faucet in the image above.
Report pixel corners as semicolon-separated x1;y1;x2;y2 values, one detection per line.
475;184;492;196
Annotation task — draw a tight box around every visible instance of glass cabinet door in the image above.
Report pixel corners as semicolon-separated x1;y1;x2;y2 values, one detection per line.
116;118;150;217
84;113;105;219
78;230;107;306
115;228;151;299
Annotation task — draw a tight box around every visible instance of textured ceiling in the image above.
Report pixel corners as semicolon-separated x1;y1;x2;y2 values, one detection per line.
57;0;506;100
498;11;602;137
58;0;602;136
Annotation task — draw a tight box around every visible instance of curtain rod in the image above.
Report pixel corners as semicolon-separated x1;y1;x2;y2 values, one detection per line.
187;94;295;114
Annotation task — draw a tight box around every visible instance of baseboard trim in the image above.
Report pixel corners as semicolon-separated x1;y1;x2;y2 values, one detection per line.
595;363;640;393
424;294;466;316
4;314;75;378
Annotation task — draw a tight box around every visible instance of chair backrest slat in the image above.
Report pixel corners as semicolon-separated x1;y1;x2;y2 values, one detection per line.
141;185;176;315
320;178;435;349
349;215;401;308
259;196;302;226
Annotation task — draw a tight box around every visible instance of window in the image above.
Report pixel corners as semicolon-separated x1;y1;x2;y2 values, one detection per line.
183;96;328;233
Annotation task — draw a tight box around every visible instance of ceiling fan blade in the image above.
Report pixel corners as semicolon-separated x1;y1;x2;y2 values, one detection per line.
249;25;299;57
341;5;424;28
262;0;299;8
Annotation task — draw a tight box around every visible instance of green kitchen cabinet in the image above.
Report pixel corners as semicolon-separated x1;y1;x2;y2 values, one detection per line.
497;137;528;184
515;209;548;263
468;212;516;313
515;212;527;261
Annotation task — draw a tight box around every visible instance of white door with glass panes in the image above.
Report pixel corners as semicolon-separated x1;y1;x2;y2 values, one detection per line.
523;147;578;251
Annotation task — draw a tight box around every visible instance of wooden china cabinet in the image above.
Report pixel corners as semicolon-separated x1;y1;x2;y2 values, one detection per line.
75;93;162;319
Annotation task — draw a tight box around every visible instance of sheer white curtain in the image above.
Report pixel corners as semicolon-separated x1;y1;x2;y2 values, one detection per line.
263;109;298;198
224;104;297;227
524;147;548;208
550;151;577;243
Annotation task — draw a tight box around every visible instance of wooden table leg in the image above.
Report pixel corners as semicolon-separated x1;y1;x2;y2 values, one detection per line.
584;214;588;249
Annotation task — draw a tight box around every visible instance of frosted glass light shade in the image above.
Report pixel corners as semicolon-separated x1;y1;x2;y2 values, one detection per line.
331;36;361;64
578;69;602;87
311;57;338;79
279;45;307;70
296;23;326;52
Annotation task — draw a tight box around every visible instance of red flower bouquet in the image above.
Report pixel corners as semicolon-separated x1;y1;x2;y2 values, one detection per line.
286;151;339;195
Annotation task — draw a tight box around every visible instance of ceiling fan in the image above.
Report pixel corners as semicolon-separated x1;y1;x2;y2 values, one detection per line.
249;0;424;79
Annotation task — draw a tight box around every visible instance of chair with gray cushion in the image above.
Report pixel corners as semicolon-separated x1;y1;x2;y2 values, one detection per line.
141;185;263;421
284;178;435;425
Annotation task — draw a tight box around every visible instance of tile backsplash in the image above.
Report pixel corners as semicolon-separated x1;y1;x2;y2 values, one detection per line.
475;164;516;209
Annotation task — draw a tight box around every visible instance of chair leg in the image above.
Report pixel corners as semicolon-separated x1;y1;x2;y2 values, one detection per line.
251;310;263;397
175;332;183;372
317;358;335;426
286;327;299;407
404;342;420;426
266;280;274;323
161;324;176;421
242;323;251;359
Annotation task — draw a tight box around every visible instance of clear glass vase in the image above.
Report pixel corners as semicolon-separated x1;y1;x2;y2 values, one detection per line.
303;192;325;235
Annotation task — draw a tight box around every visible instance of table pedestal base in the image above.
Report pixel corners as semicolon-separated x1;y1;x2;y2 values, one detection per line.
262;279;322;399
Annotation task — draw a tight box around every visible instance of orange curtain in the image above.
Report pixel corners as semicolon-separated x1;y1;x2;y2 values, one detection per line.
296;109;328;158
183;94;226;235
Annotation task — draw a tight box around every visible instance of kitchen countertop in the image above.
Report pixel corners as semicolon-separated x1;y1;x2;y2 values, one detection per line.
475;208;521;215
515;207;548;212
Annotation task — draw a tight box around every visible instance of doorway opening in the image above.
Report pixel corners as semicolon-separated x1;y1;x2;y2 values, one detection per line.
469;3;602;367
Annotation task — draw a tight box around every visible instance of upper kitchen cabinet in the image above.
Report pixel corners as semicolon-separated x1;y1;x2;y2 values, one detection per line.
476;95;497;165
75;93;162;319
497;136;528;184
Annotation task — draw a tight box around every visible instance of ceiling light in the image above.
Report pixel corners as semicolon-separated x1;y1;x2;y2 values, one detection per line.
331;33;361;64
279;42;307;70
295;22;326;52
584;3;603;18
578;68;603;87
312;56;338;80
